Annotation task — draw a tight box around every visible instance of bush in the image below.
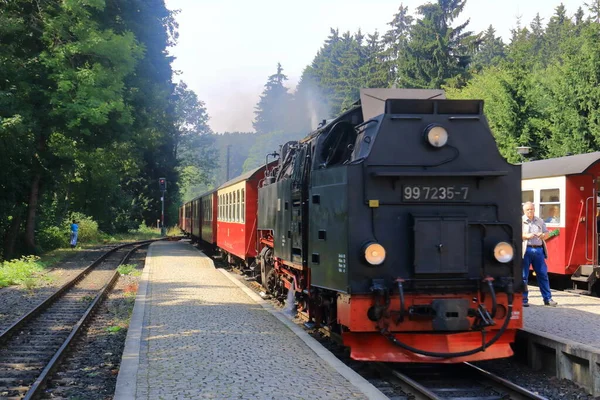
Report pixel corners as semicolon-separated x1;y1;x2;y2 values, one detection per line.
0;255;47;288
167;225;181;236
38;225;69;252
65;212;100;244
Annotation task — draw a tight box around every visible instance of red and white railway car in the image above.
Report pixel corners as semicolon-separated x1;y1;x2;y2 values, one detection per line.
216;165;270;265
521;152;600;294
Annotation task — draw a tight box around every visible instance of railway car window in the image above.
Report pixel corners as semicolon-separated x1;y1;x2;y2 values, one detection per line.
540;189;560;224
235;190;240;222
241;189;245;223
522;190;533;205
237;190;241;222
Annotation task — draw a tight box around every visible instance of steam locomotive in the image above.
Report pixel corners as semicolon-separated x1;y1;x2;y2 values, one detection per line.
179;88;524;363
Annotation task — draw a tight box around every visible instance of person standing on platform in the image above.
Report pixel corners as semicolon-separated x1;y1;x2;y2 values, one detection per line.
70;220;79;249
522;202;557;307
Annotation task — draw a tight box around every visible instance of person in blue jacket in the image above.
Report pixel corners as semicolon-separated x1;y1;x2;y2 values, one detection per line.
70;220;79;249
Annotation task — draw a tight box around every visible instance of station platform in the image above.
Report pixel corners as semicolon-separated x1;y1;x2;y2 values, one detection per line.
519;285;600;396
113;241;387;400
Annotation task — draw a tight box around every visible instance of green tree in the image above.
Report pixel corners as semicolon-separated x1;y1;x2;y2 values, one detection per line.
398;0;477;89
381;4;414;85
2;0;143;252
173;81;217;201
253;63;293;134
471;25;505;71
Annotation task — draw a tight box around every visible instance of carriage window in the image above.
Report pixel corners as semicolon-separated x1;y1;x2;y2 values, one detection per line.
521;190;534;204
233;191;237;222
521;190;534;215
540;189;560;224
237;190;241;222
241;189;245;223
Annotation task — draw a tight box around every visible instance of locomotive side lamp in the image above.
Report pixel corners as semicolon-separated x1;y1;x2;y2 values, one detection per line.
424;125;448;148
493;242;514;263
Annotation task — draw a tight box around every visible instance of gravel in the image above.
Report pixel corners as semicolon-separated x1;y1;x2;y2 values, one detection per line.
474;358;600;400
0;246;115;333
40;248;147;400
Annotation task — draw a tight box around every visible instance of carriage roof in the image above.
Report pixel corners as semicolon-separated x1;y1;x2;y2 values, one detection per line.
521;151;600;179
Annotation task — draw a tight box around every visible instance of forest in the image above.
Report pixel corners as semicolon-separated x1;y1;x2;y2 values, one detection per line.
2;0;600;259
201;0;600;200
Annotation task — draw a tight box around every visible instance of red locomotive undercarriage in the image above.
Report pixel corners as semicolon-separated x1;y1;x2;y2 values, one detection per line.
257;234;522;363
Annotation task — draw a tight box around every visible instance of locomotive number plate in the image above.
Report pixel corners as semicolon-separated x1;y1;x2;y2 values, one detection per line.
402;185;470;202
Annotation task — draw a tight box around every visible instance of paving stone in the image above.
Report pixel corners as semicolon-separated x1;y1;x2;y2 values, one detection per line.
132;241;371;399
524;285;600;347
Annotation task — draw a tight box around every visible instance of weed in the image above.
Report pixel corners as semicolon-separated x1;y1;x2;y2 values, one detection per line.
123;283;138;297
0;255;46;288
106;326;122;333
22;277;37;291
80;295;95;303
117;264;136;275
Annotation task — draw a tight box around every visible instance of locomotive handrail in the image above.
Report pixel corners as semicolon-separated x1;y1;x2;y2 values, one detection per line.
370;170;508;177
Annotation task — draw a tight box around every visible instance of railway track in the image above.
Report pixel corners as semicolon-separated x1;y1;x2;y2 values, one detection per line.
0;239;163;399
373;361;547;400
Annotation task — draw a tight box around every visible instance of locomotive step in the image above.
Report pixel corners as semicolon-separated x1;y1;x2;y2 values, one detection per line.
571;276;593;282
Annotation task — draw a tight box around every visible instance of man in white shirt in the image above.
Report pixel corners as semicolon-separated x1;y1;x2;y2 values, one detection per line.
522;202;557;307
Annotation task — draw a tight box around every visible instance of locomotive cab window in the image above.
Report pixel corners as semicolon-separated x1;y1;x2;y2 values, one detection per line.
540;188;560;224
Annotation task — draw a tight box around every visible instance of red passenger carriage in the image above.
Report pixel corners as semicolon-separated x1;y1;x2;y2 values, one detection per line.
216;165;271;266
521;152;600;295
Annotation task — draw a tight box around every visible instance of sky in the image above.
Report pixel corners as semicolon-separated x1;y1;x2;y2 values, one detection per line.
163;0;589;133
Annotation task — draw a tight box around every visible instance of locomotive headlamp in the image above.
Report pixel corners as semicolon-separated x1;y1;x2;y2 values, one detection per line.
364;242;386;265
493;242;514;263
424;125;448;148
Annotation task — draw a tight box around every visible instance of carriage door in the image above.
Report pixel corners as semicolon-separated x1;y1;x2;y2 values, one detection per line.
582;179;598;266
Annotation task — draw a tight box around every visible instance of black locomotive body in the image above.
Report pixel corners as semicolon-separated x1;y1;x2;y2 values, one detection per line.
256;89;524;363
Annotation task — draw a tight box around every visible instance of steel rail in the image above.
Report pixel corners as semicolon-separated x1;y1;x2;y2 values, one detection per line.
375;362;549;400
23;241;152;399
0;239;164;345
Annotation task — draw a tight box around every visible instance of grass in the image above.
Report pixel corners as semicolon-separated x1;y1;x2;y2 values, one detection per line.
0;224;181;290
0;255;52;289
117;264;141;276
105;326;122;333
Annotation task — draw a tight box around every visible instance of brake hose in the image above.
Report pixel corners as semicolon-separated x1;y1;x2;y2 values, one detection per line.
380;282;514;358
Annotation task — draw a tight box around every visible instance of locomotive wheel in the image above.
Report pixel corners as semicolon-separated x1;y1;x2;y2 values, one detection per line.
265;268;278;295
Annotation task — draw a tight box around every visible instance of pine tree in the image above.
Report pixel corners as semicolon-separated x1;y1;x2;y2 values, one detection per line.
253;63;293;134
586;0;600;23
398;0;477;89
381;4;414;85
471;25;505;71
